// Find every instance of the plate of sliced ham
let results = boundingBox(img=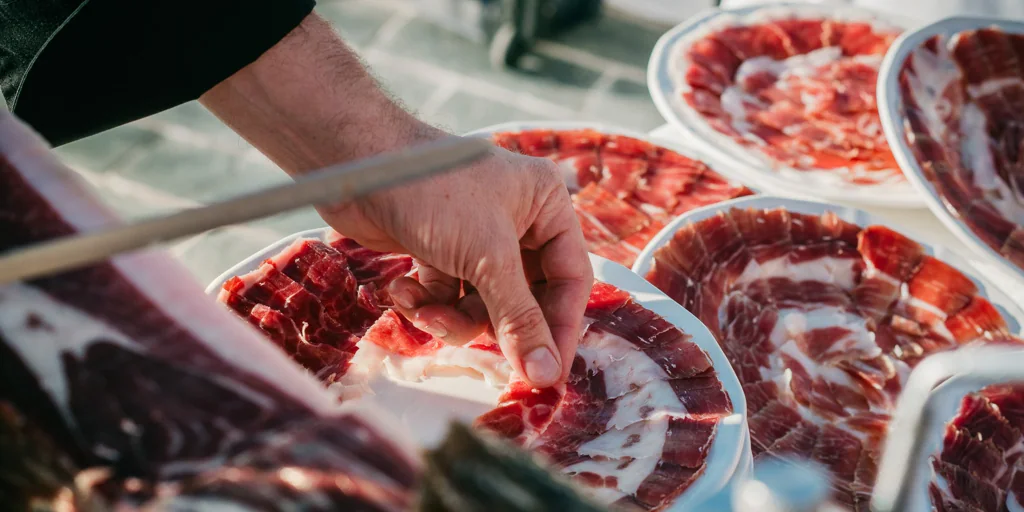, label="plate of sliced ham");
[467,121,754,270]
[206,230,751,511]
[648,3,921,208]
[633,194,1024,510]
[878,17,1024,290]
